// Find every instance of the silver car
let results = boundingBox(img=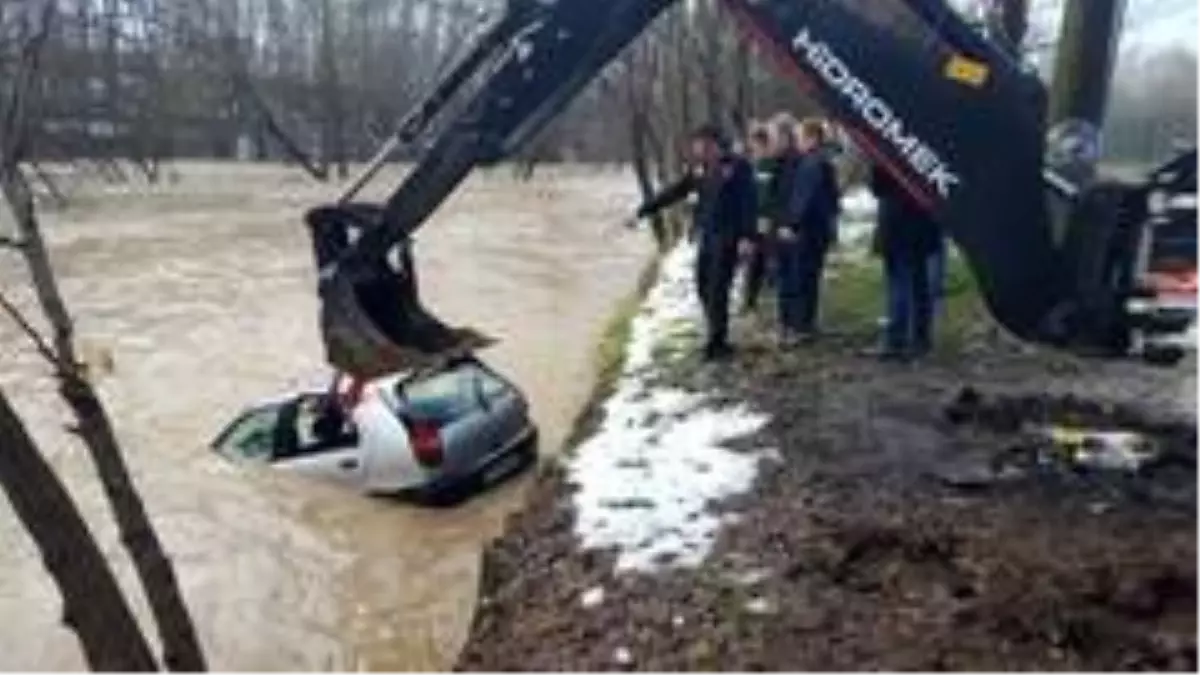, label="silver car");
[211,356,538,505]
